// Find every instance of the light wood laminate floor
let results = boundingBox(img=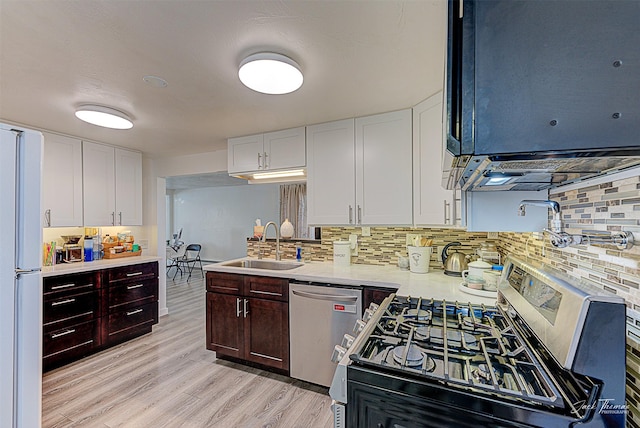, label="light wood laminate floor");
[42,271,334,428]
